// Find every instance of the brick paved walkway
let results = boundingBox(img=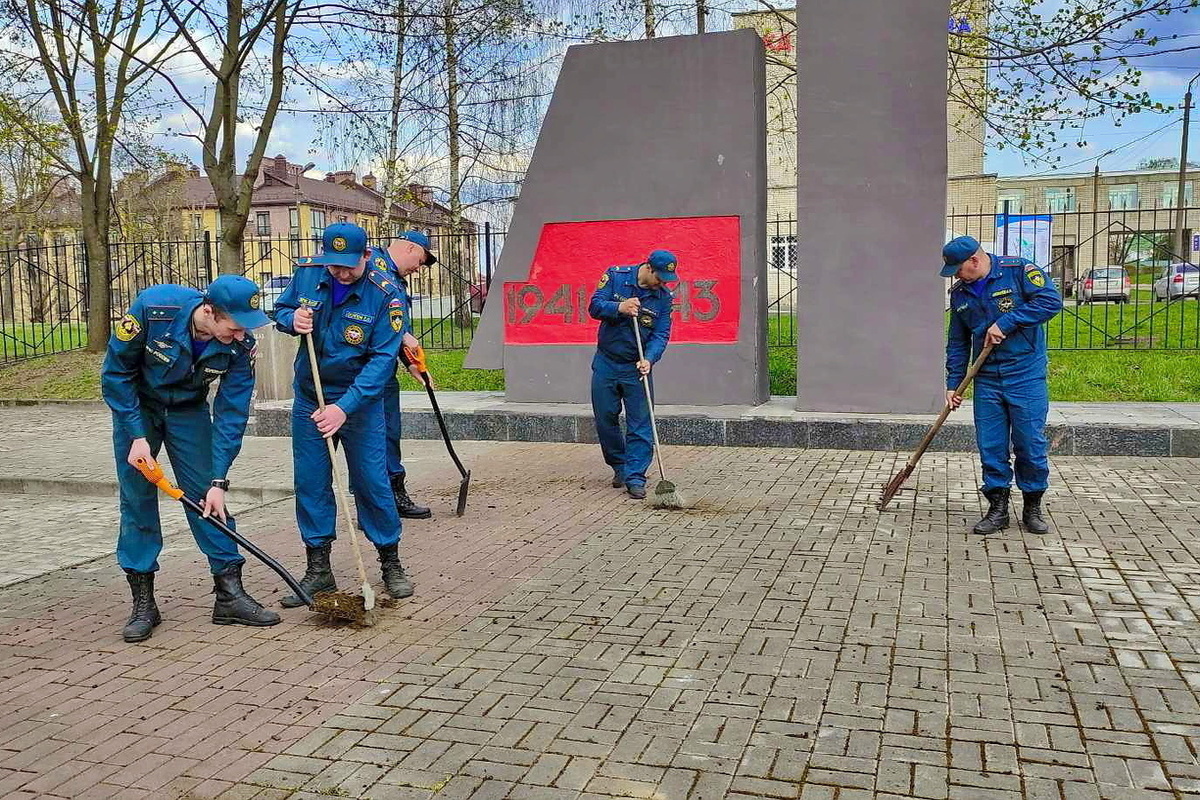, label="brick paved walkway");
[2,439,1200,799]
